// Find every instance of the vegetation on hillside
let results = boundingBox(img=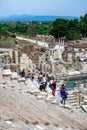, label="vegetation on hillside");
[0,13,87,40]
[0,22,52,38]
[50,14,87,40]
